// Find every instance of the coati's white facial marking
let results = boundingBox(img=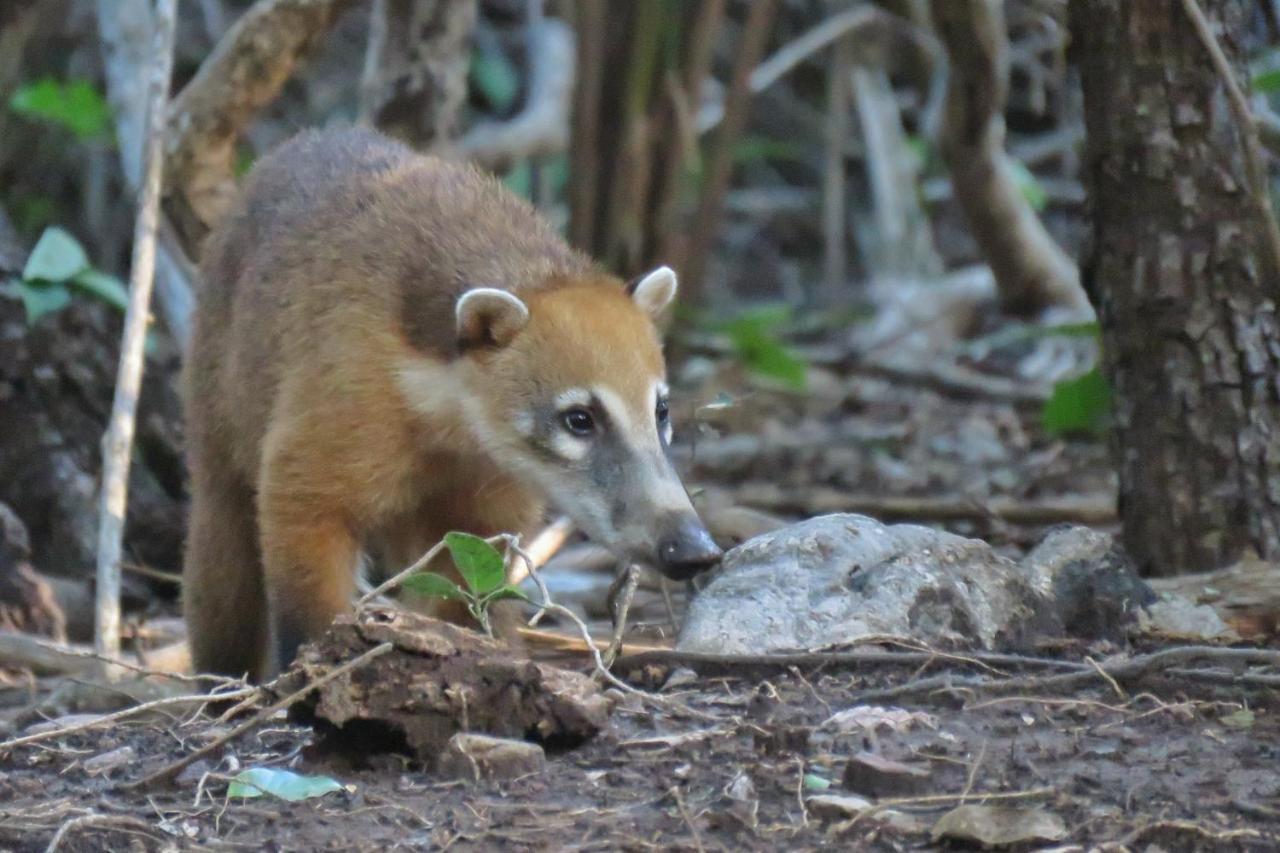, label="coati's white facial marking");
[513,410,535,437]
